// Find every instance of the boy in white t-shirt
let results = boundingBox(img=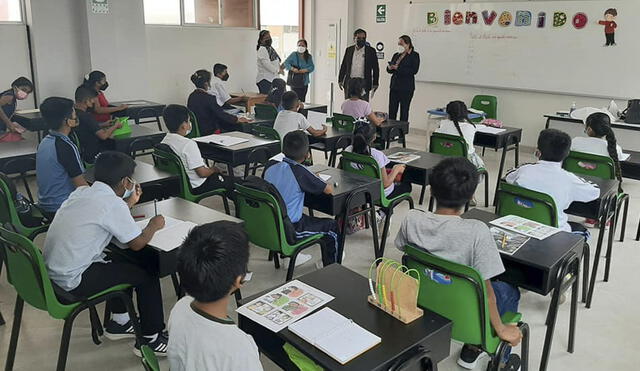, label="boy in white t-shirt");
[168,221,263,371]
[273,91,326,140]
[160,104,235,196]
